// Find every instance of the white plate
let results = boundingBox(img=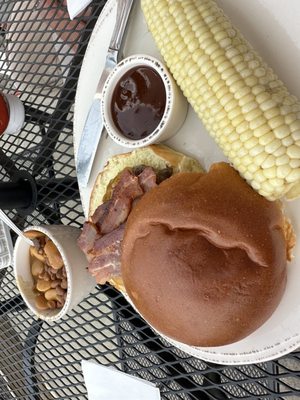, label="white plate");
[74,0,300,365]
